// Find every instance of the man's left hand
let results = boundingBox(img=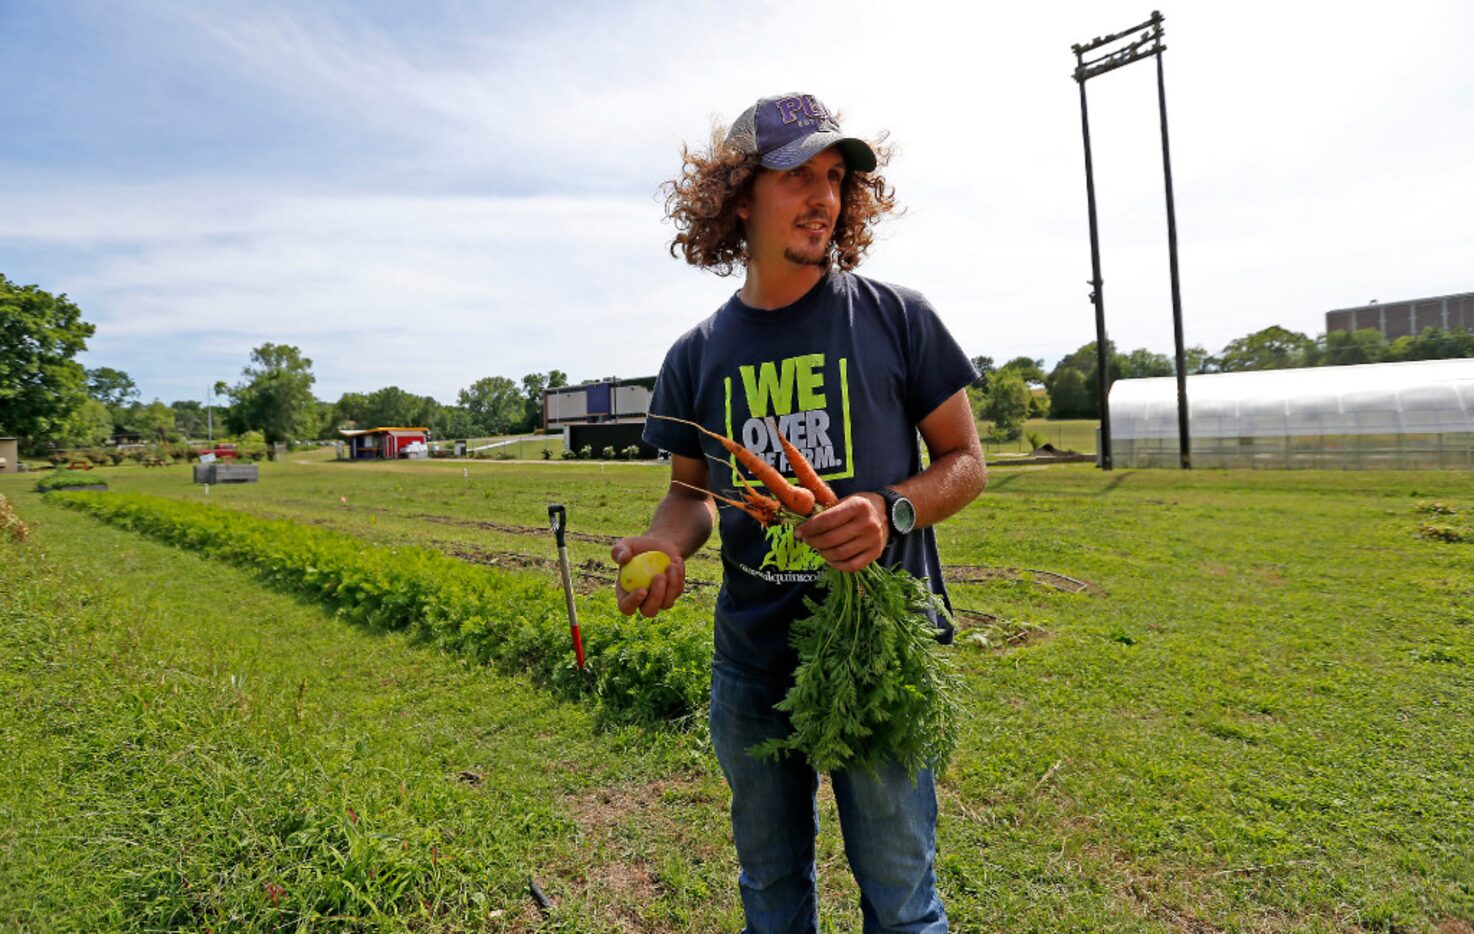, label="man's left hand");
[794,493,888,572]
